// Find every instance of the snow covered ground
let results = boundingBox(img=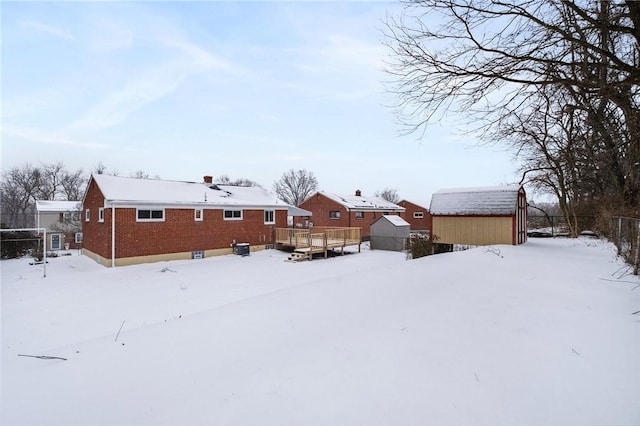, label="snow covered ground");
[2,238,640,425]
